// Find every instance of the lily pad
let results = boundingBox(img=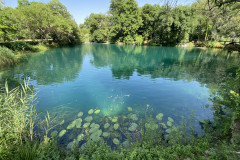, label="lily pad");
[122,140,129,148]
[67,141,74,150]
[128,123,138,131]
[90,123,96,128]
[102,132,110,137]
[112,117,118,123]
[94,109,101,114]
[58,130,66,137]
[88,109,94,114]
[83,122,90,128]
[77,112,83,117]
[129,114,138,121]
[127,107,132,111]
[85,116,93,122]
[156,113,164,121]
[114,123,119,130]
[167,121,172,127]
[168,117,174,122]
[90,129,102,142]
[113,138,120,145]
[104,123,110,129]
[89,127,98,133]
[75,118,82,128]
[67,122,75,129]
[50,130,58,137]
[77,134,84,142]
